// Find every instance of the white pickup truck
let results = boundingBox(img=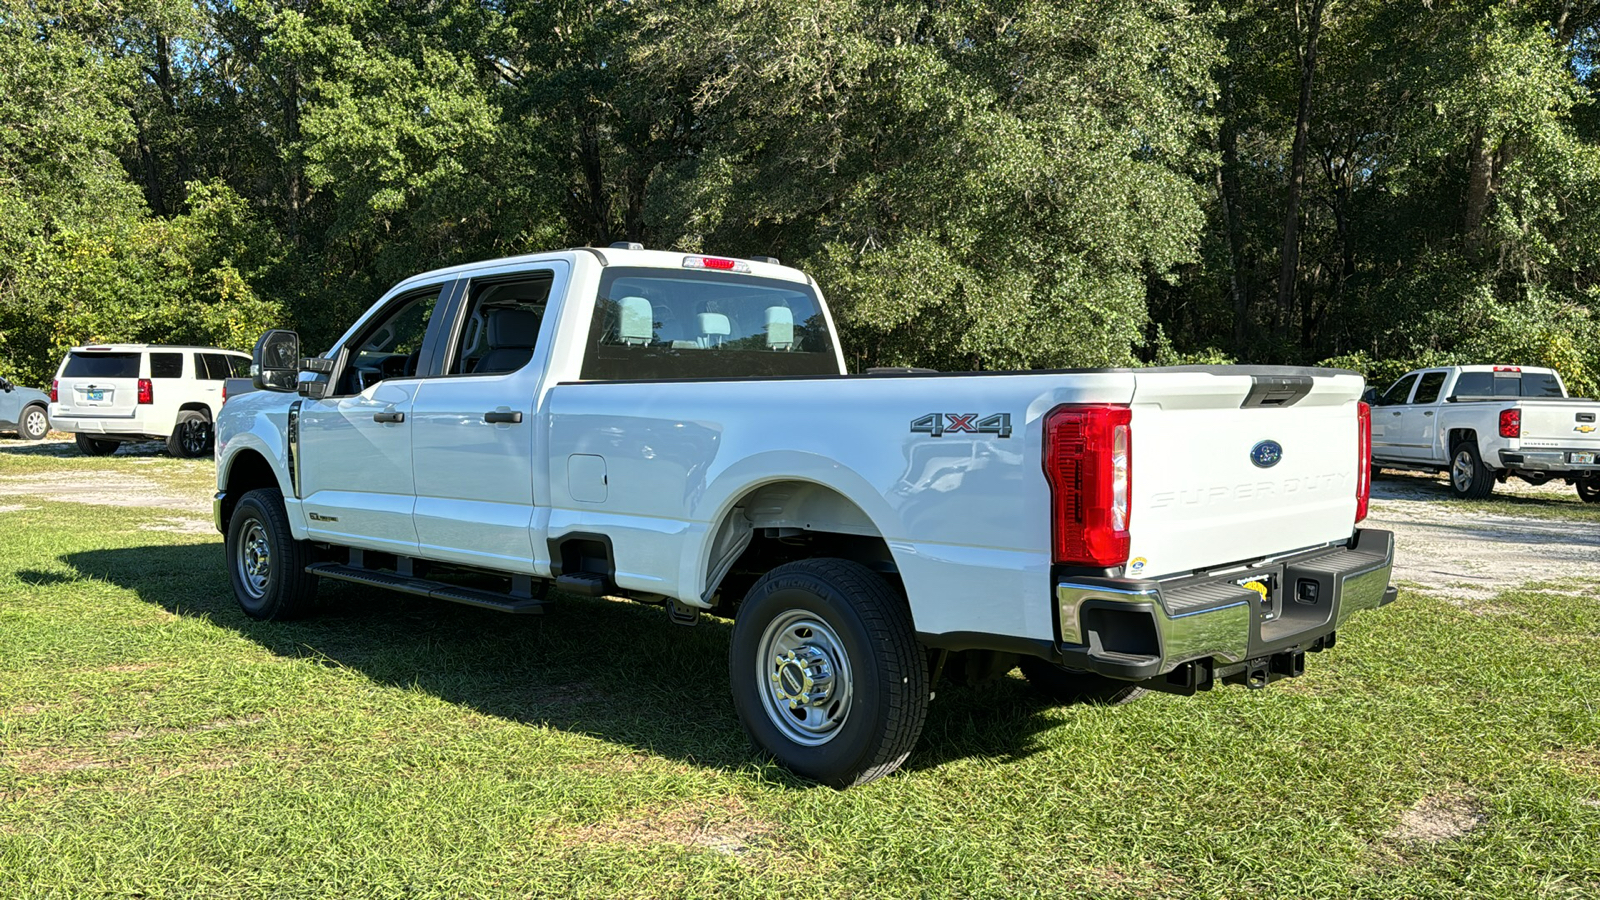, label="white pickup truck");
[215,246,1397,786]
[1368,365,1600,501]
